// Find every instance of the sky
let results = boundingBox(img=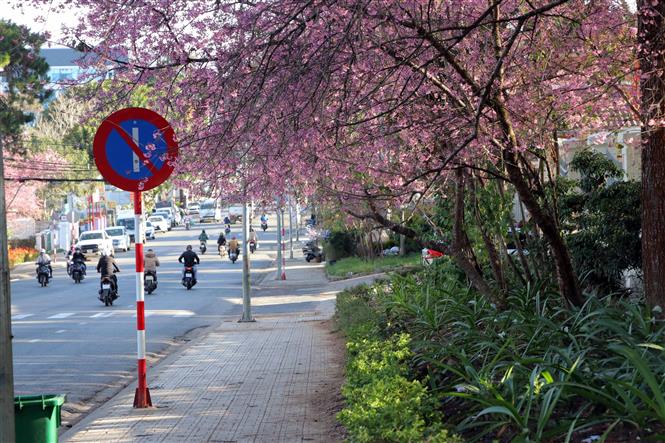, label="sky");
[1,0,639,47]
[1,0,80,46]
